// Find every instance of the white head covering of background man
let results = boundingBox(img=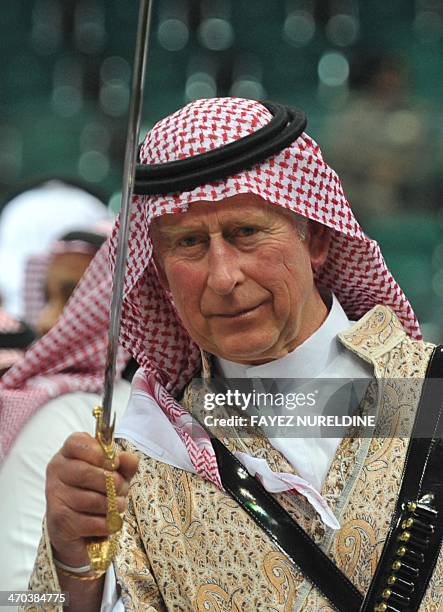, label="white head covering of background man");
[0,178,110,318]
